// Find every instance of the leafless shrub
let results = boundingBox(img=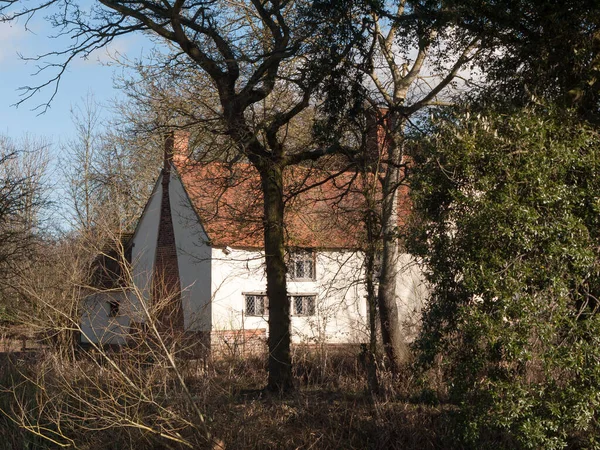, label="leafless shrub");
[0,224,436,450]
[0,228,226,449]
